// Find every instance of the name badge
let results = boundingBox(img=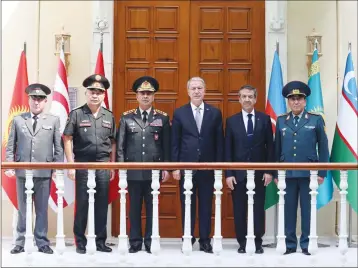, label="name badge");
[150,119,163,127]
[102,123,112,129]
[304,126,315,129]
[79,123,91,127]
